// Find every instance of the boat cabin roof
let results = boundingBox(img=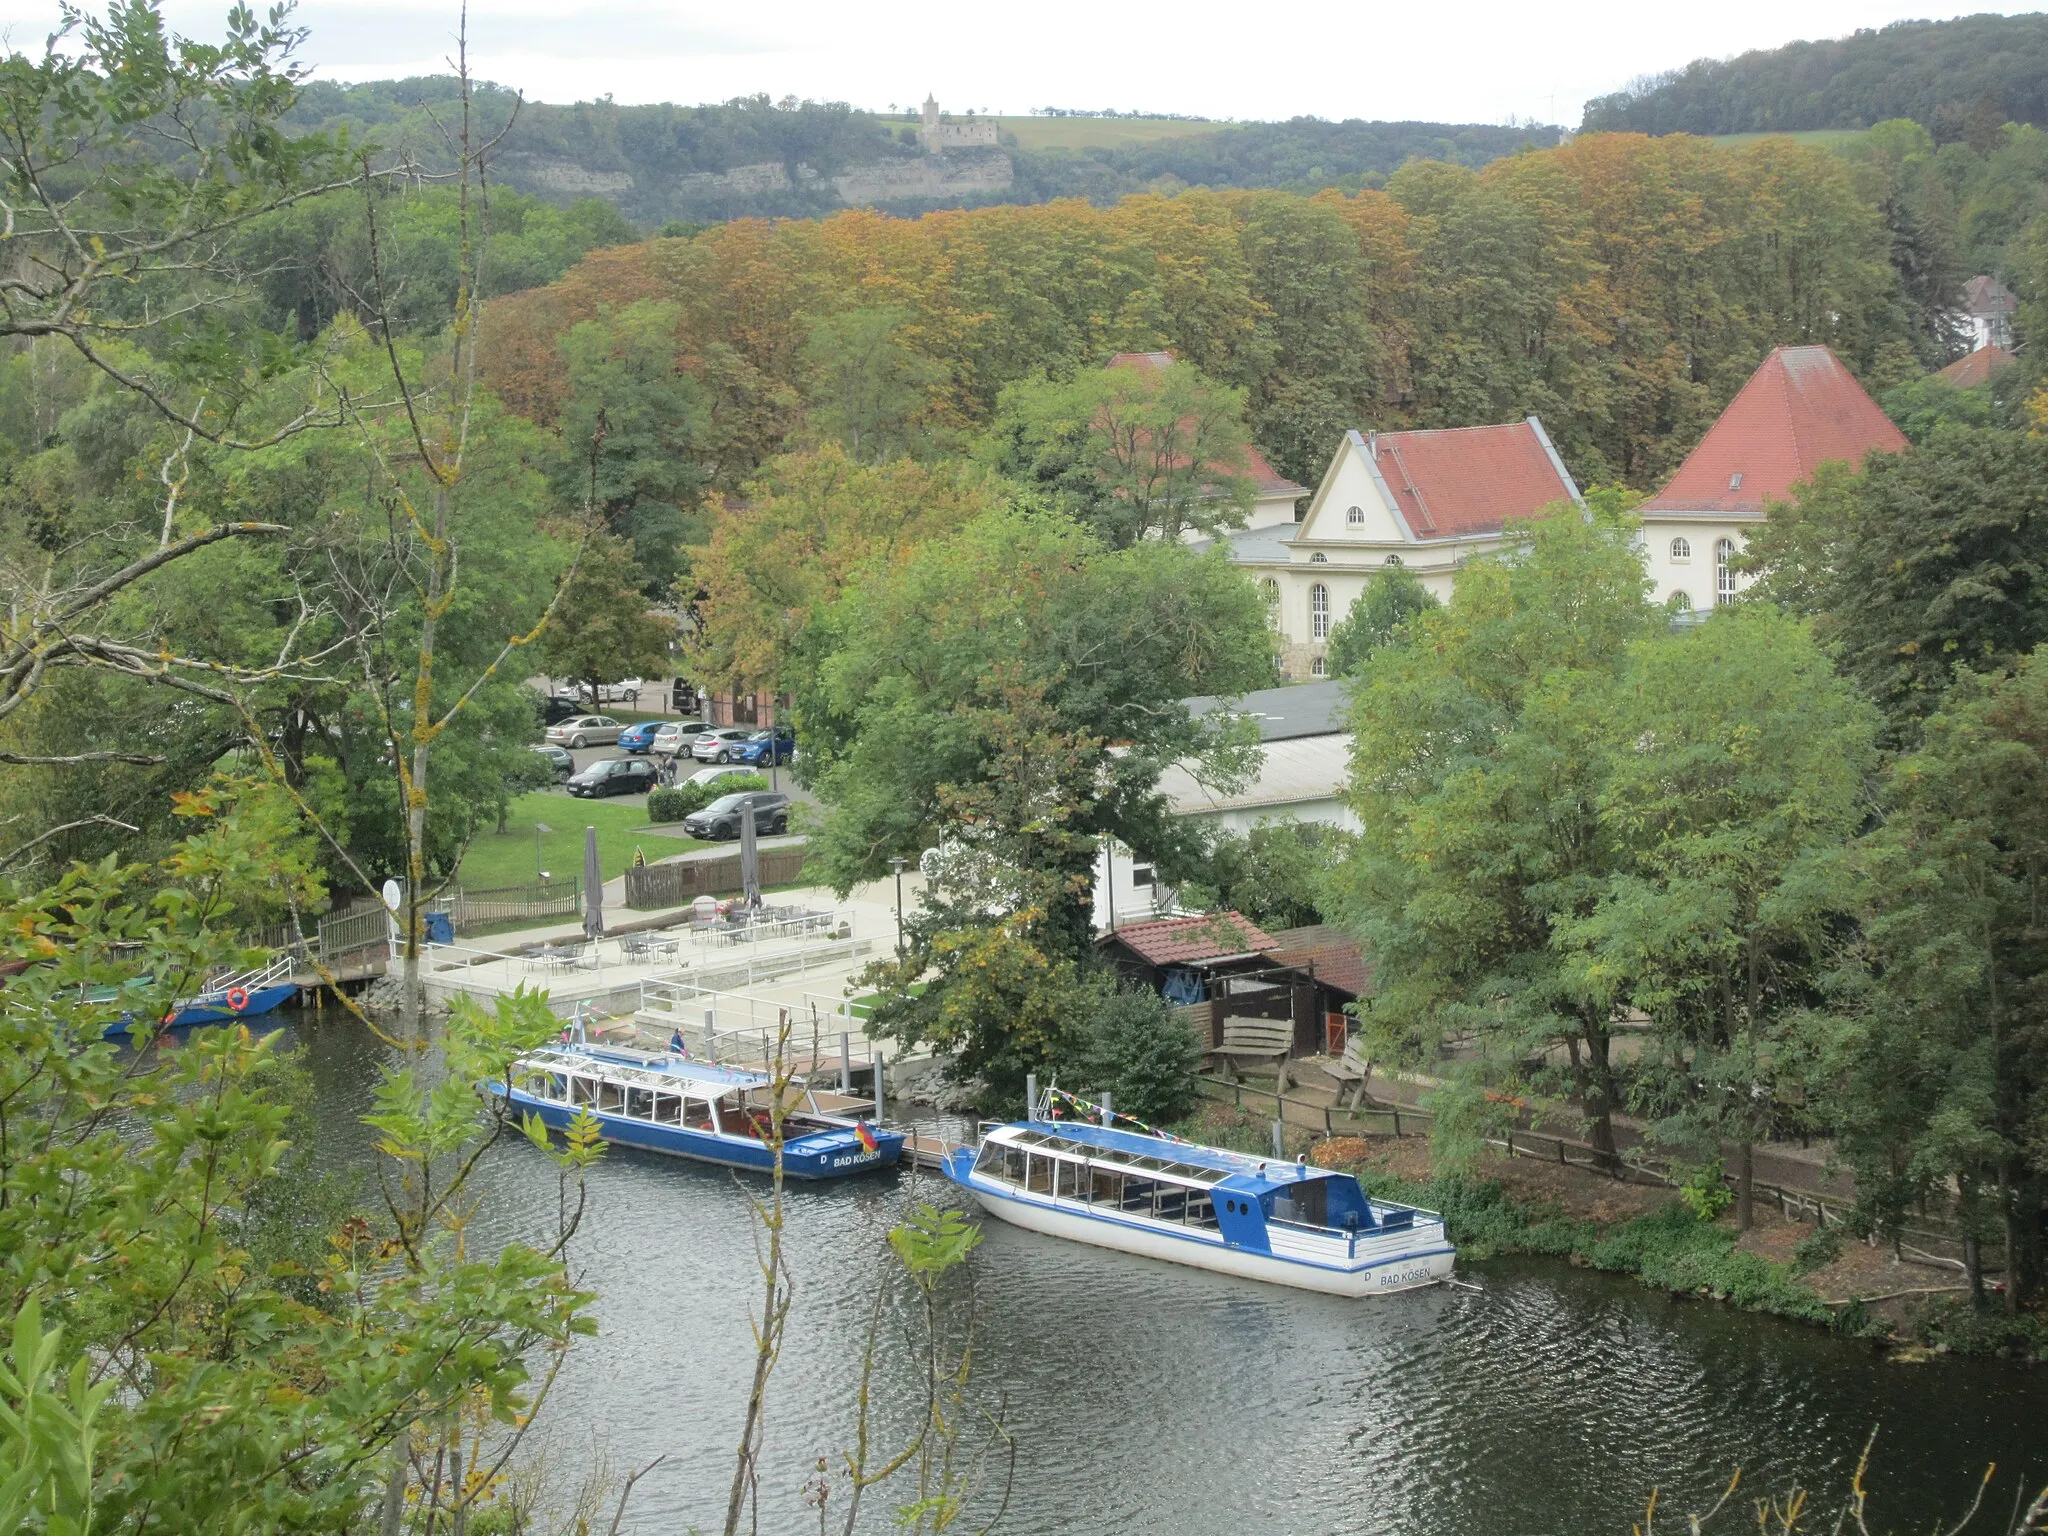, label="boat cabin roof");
[516,1045,767,1102]
[987,1119,1346,1198]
